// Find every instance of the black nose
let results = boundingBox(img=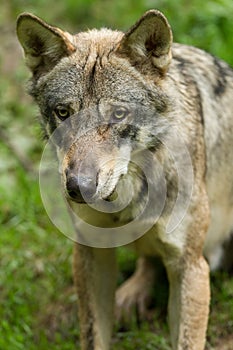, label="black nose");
[66,173,96,203]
